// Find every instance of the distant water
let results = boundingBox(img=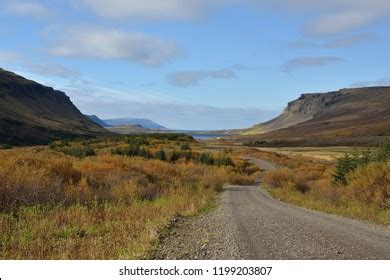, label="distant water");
[191,134,224,139]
